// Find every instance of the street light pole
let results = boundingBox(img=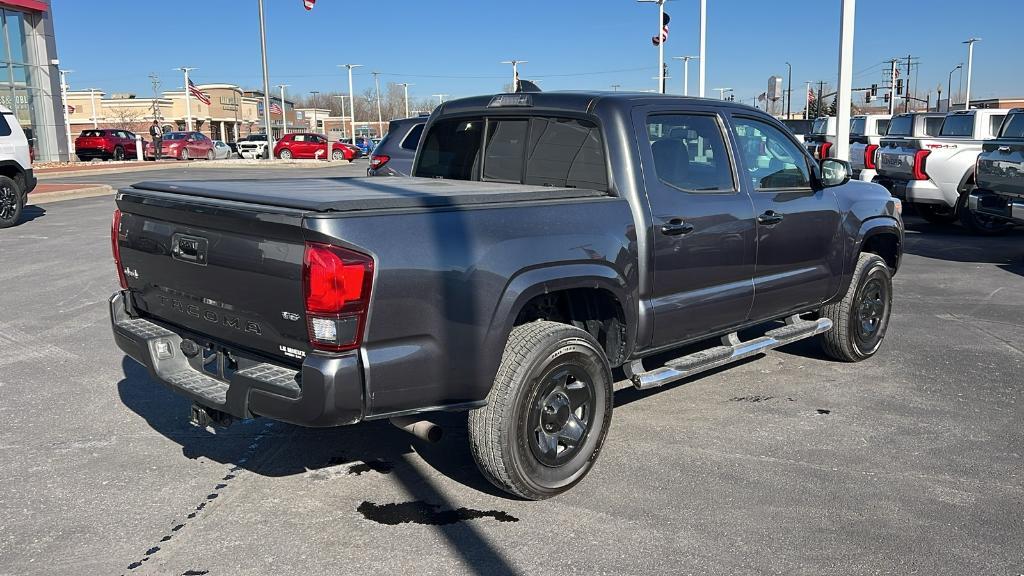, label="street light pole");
[399,83,413,118]
[309,90,320,133]
[672,56,697,96]
[257,0,274,151]
[432,94,447,107]
[88,87,98,128]
[58,69,73,157]
[372,71,383,137]
[963,38,980,110]
[339,64,363,144]
[500,60,527,92]
[785,61,792,119]
[698,0,706,97]
[713,87,732,100]
[947,64,962,112]
[276,84,289,136]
